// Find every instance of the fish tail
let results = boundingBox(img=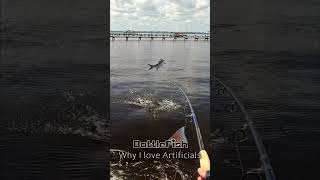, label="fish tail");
[148,64,154,70]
